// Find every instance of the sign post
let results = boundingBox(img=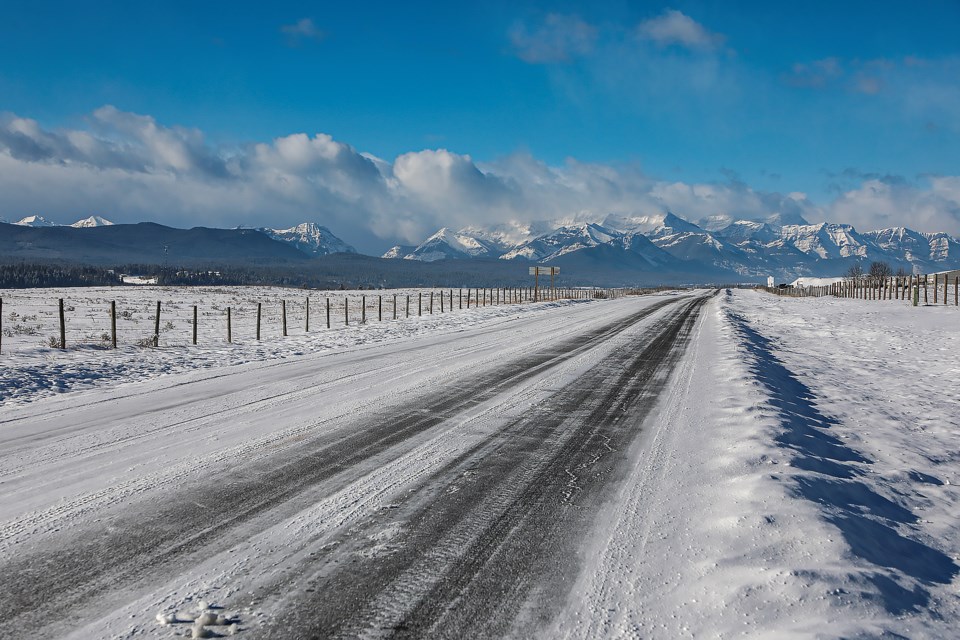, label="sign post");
[529,266,560,302]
